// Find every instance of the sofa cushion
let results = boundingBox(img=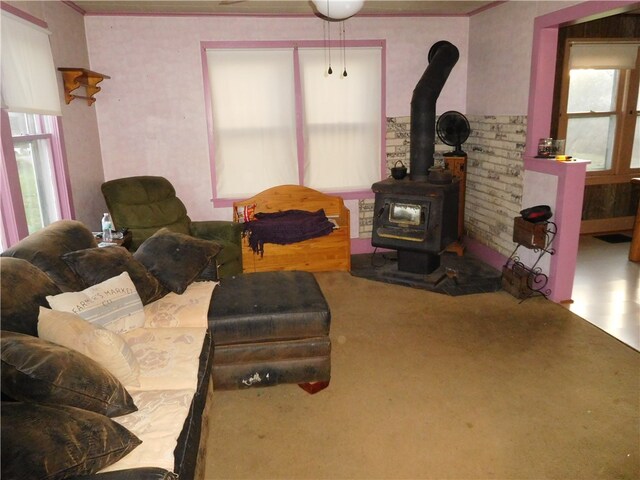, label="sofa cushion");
[144,281,216,329]
[1,402,141,480]
[98,389,197,474]
[47,271,145,334]
[1,331,137,417]
[122,327,207,391]
[134,228,221,294]
[0,257,61,336]
[0,219,98,291]
[38,307,140,387]
[61,246,167,305]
